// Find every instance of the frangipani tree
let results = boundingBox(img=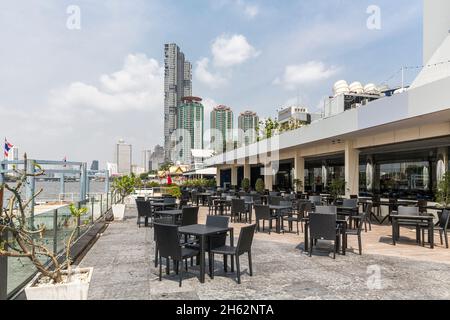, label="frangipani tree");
[0,154,88,284]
